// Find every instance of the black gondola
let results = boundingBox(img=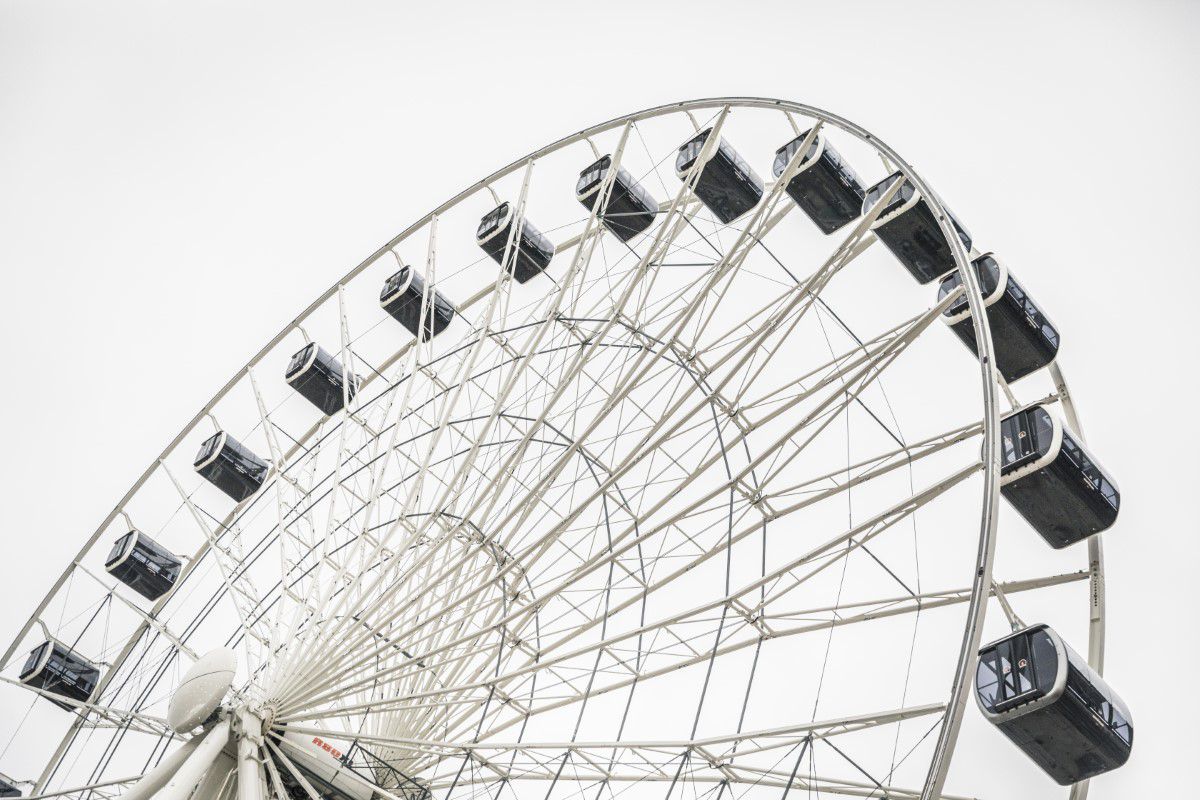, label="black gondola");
[104,530,181,602]
[999,404,1119,548]
[0,778,19,798]
[772,130,865,234]
[380,266,456,340]
[18,641,100,711]
[476,202,556,283]
[863,171,972,283]
[576,155,659,242]
[976,624,1132,784]
[675,128,764,224]
[286,343,361,416]
[193,431,269,503]
[938,253,1060,383]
